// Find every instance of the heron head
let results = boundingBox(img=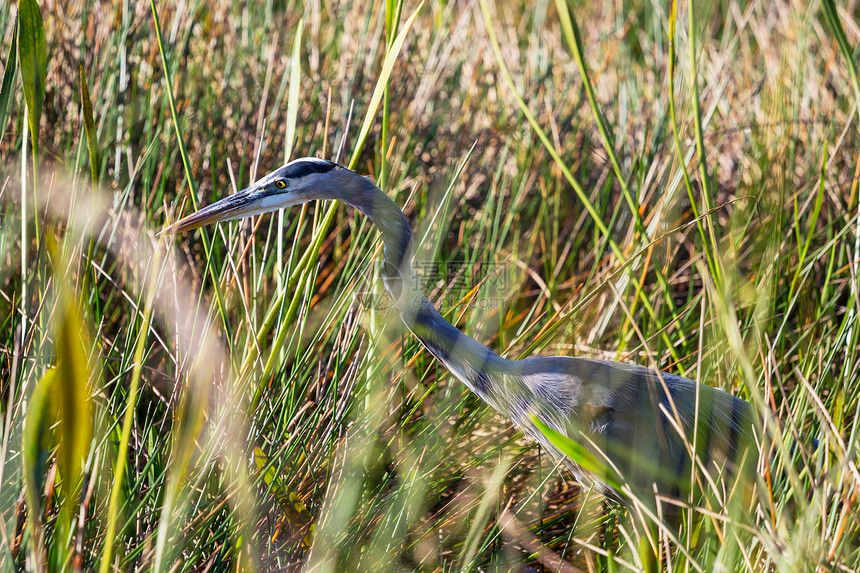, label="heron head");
[160,157,341,234]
